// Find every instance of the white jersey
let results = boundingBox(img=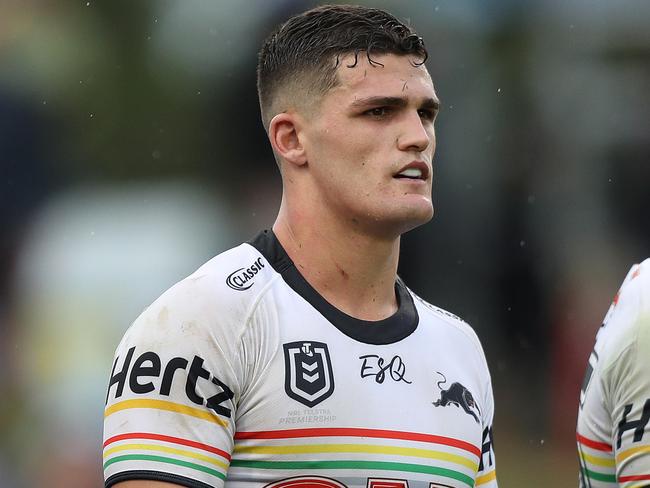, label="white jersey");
[103,230,497,488]
[577,258,650,487]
